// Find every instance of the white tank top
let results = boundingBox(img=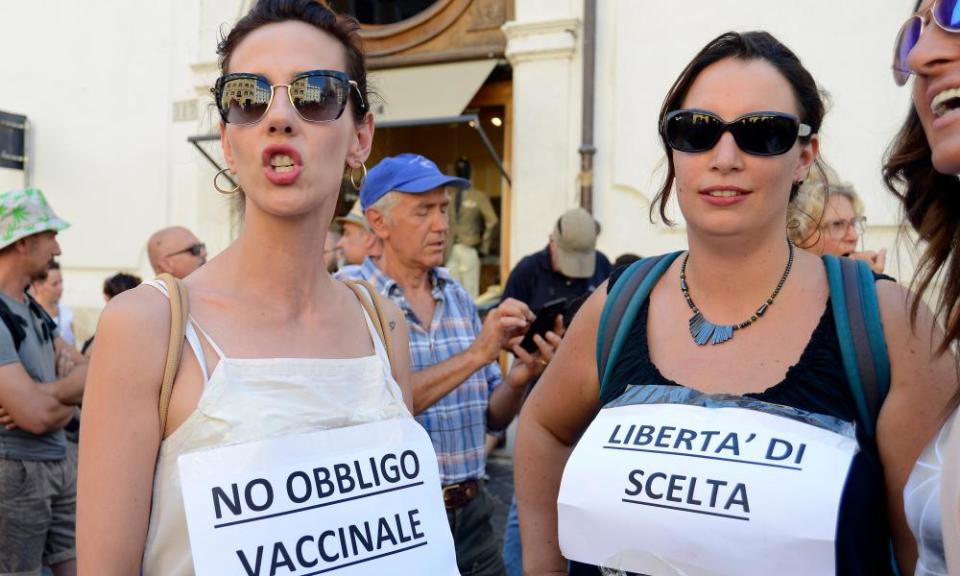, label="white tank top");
[140,281,411,575]
[904,407,957,576]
